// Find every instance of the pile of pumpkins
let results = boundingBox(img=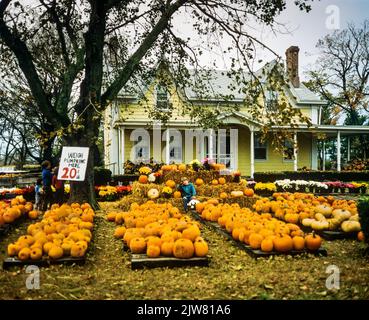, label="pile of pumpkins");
[7,203,94,261]
[195,201,322,253]
[253,193,361,233]
[0,196,38,227]
[107,201,209,259]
